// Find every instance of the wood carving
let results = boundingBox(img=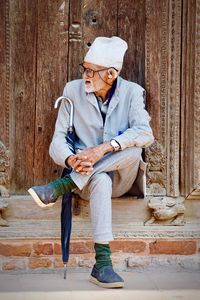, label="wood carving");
[144,197,185,226]
[0,141,10,197]
[145,140,166,195]
[0,199,9,227]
